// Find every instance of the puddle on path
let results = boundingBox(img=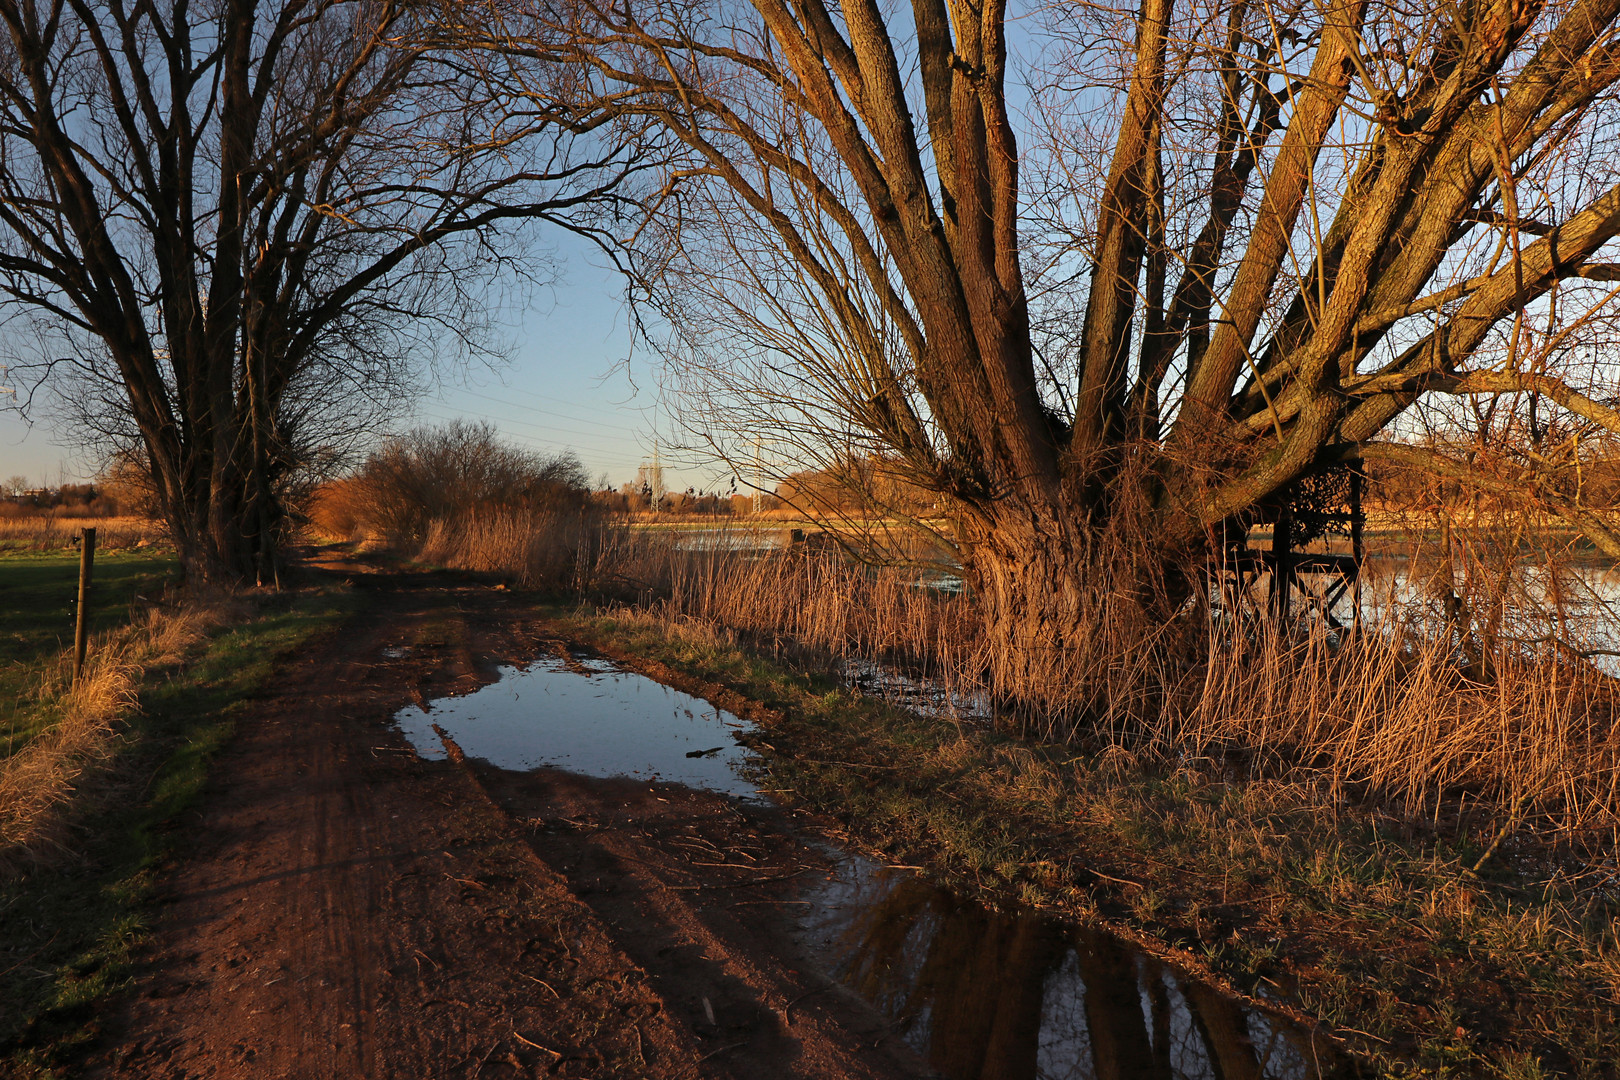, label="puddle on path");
[398,652,1354,1078]
[798,855,1351,1080]
[393,652,759,796]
